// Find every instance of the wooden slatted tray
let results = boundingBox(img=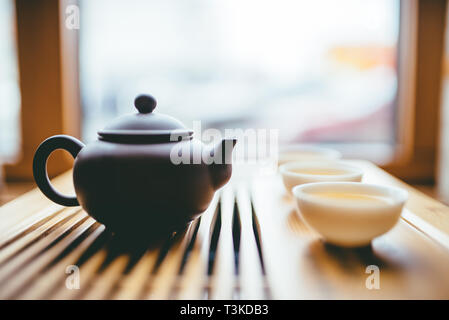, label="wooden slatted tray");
[1,160,449,299]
